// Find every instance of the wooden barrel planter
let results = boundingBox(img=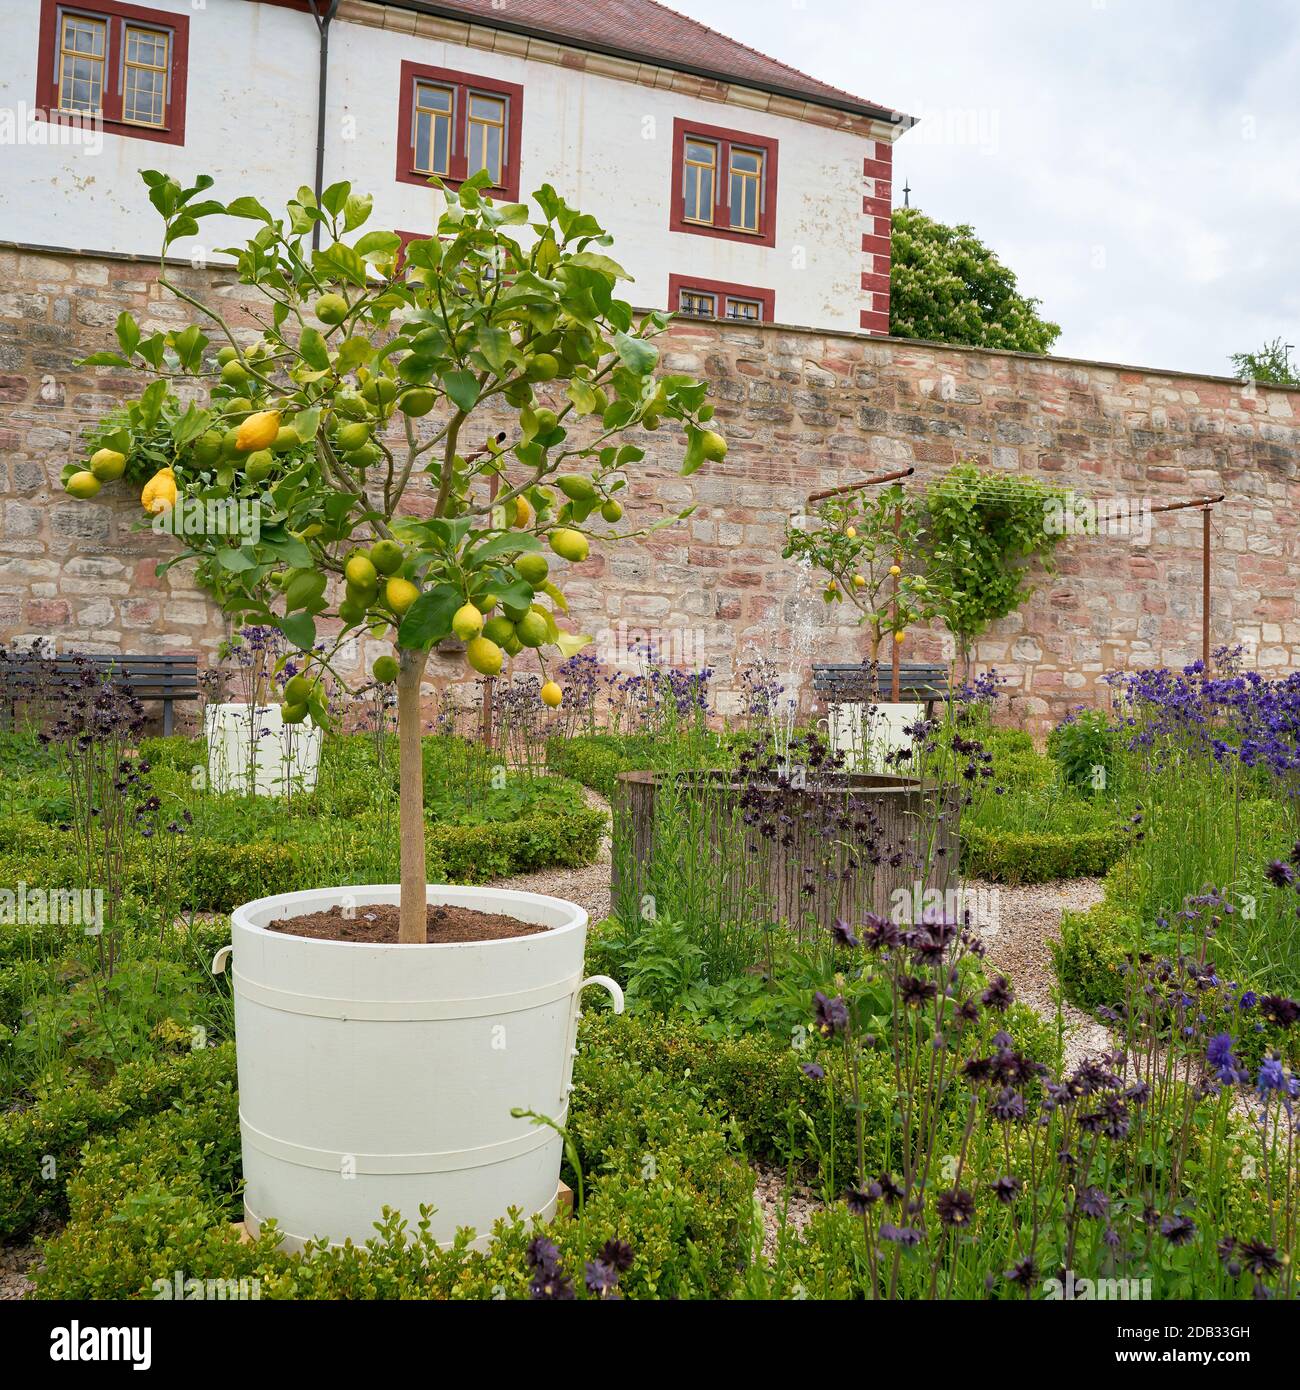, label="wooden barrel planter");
[612,768,960,939]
